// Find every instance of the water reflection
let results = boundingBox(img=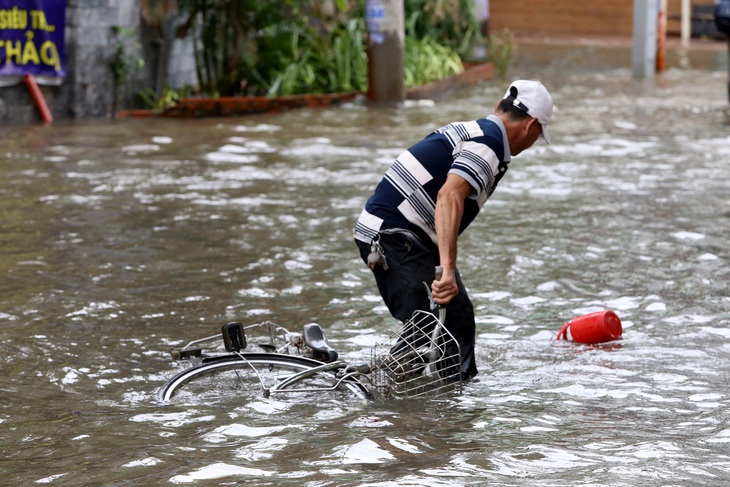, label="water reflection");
[2,43,730,485]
